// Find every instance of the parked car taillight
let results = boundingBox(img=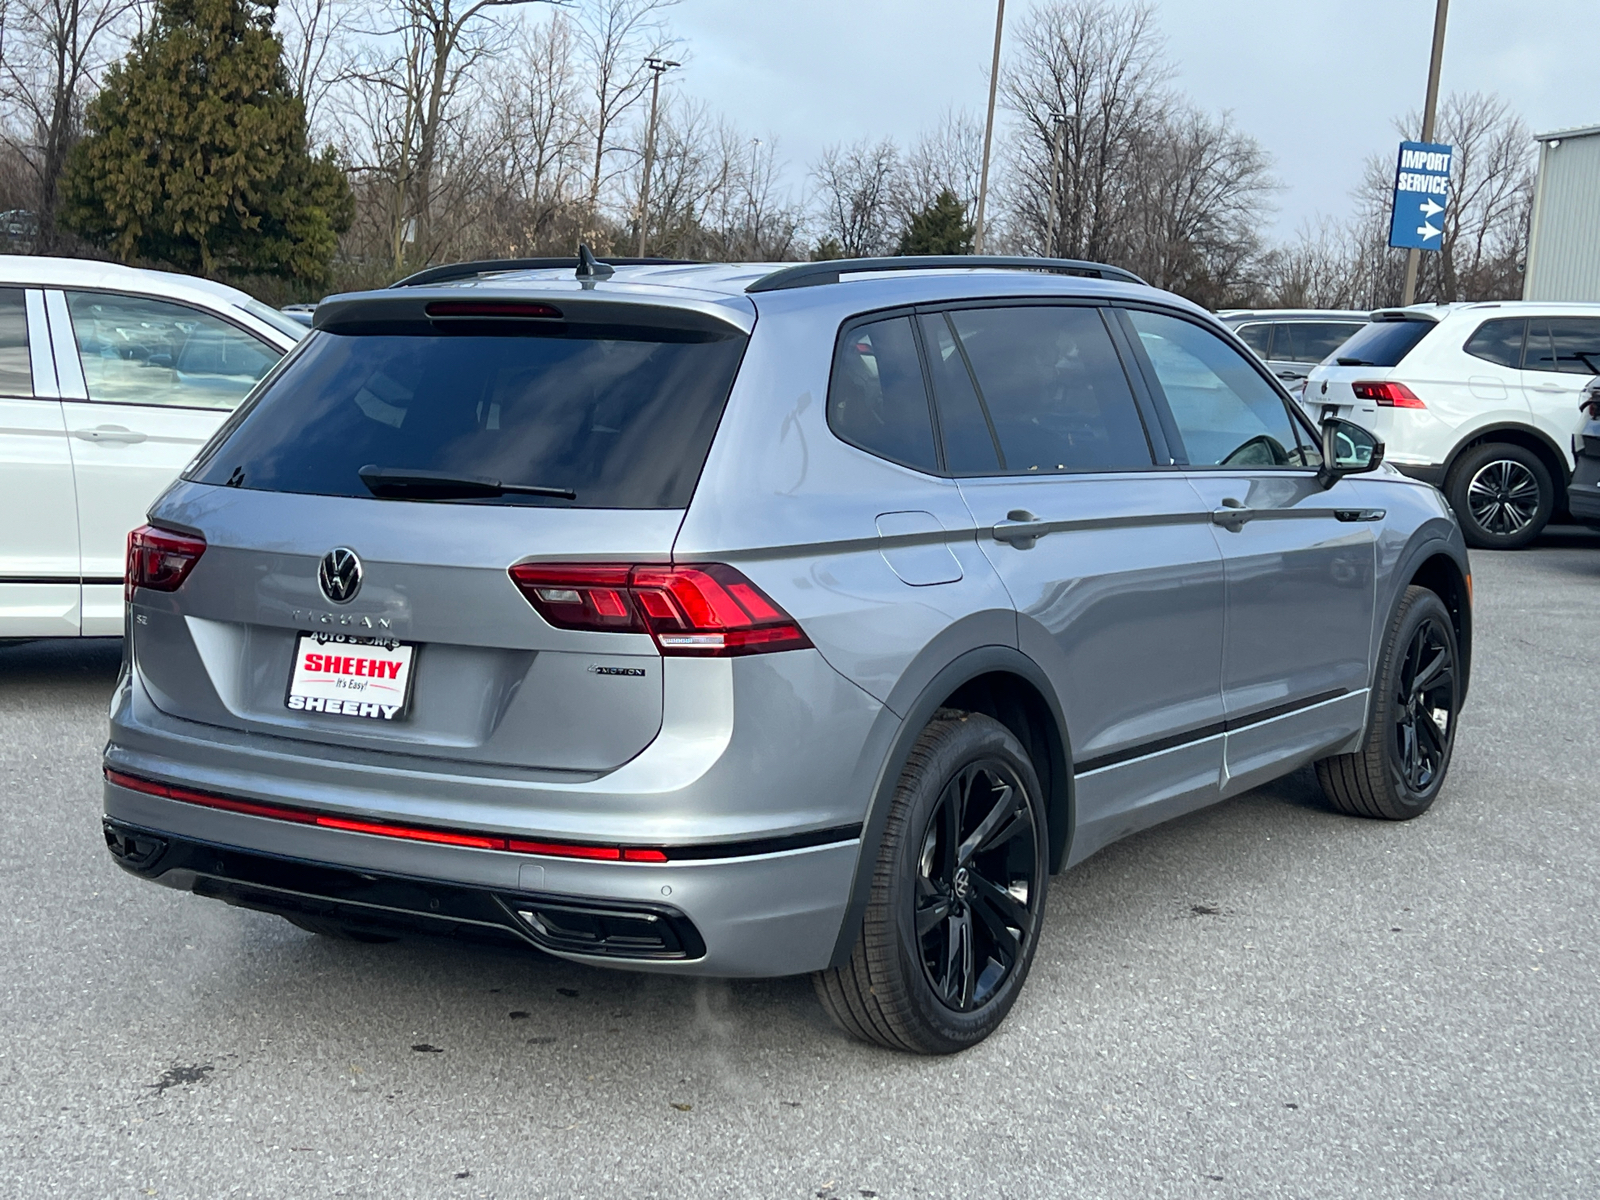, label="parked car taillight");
[126,525,207,600]
[508,562,812,656]
[1352,381,1426,408]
